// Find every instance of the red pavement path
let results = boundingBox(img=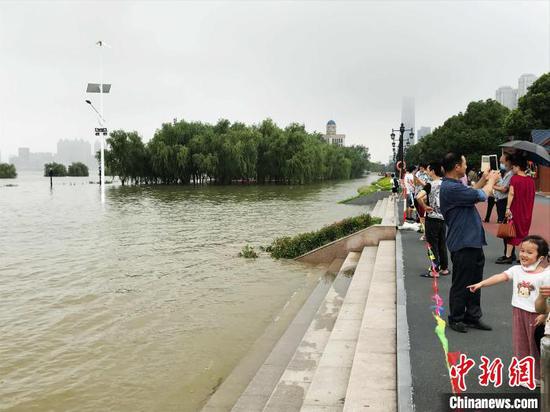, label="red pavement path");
[476,196,550,239]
